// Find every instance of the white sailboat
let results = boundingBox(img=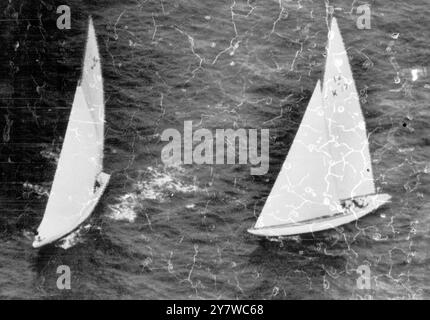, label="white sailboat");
[248,18,391,237]
[33,17,110,248]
